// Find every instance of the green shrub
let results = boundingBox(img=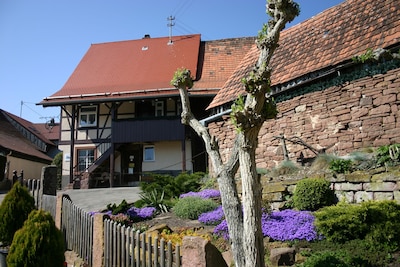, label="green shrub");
[7,210,65,267]
[298,239,395,267]
[329,158,353,173]
[376,144,400,167]
[140,172,203,199]
[139,189,169,213]
[314,202,368,243]
[292,177,335,211]
[0,182,36,244]
[302,249,370,267]
[106,199,131,215]
[315,200,400,249]
[173,197,219,220]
